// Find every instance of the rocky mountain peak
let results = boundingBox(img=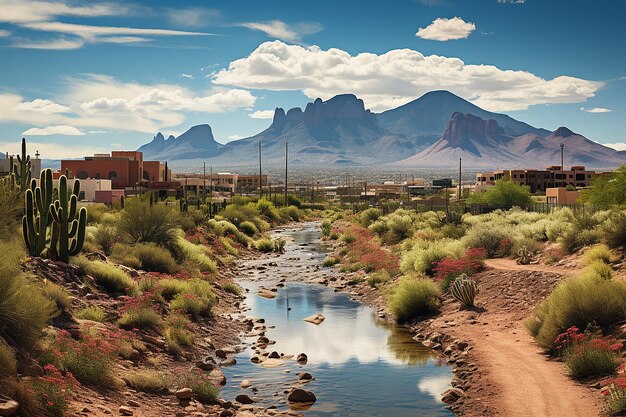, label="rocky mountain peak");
[552,126,576,138]
[442,112,505,147]
[302,94,377,128]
